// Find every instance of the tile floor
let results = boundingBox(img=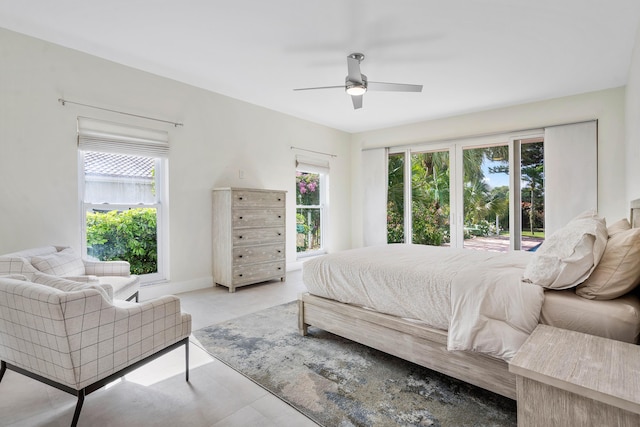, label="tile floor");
[0,270,318,427]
